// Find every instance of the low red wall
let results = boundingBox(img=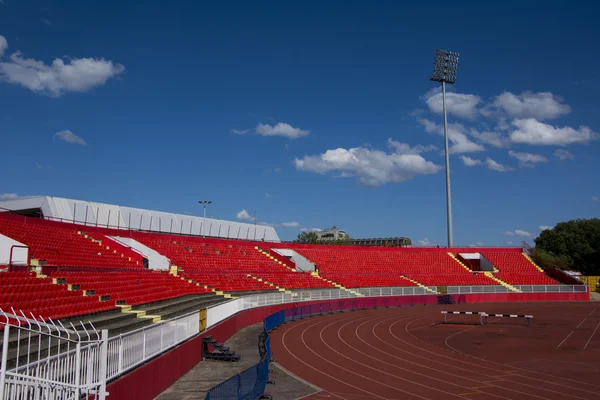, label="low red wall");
[459,291,589,303]
[105,291,586,400]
